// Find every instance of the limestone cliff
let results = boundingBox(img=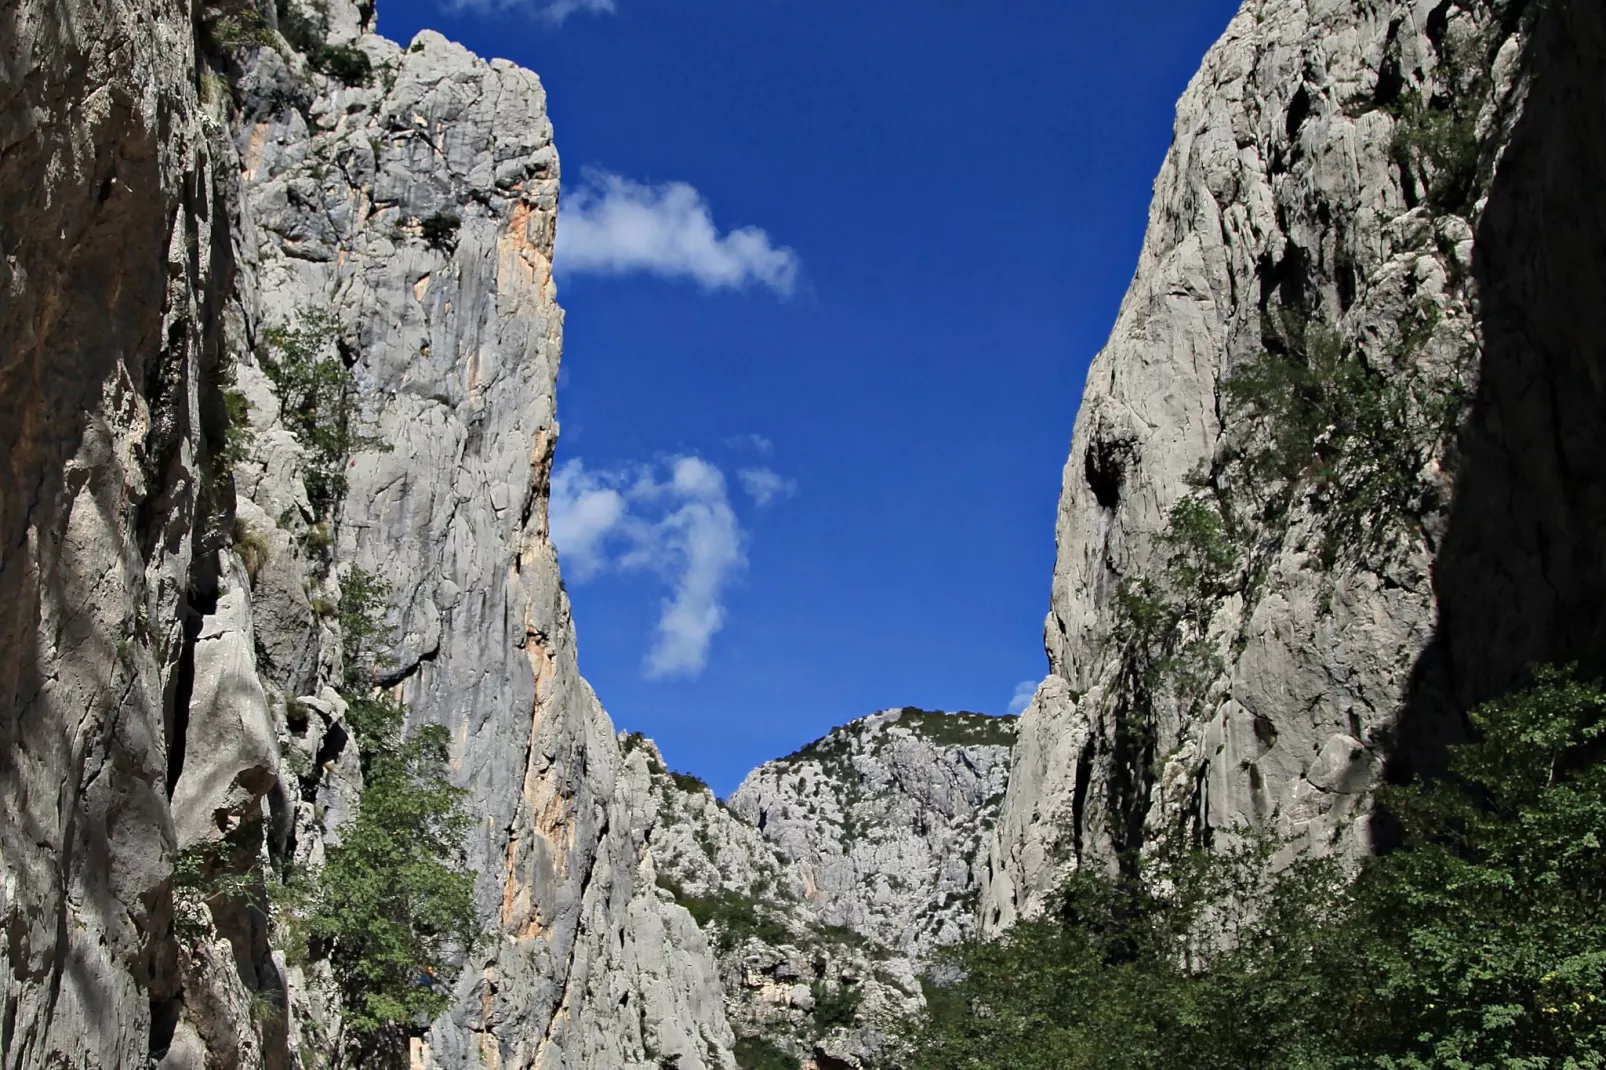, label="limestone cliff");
[640,710,1014,1069]
[983,0,1606,929]
[1,1,734,1066]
